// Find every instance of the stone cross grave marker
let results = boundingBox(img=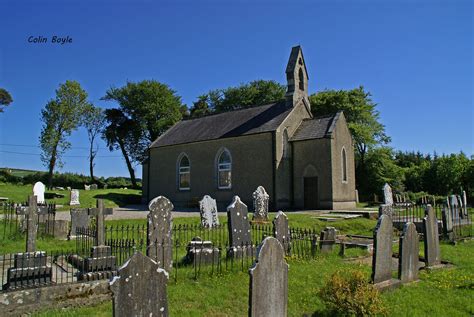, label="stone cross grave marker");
[70,189,80,205]
[70,209,90,237]
[398,222,419,283]
[382,183,393,206]
[249,237,288,317]
[423,205,441,267]
[33,181,46,204]
[273,211,290,254]
[320,227,337,253]
[16,195,50,252]
[110,252,169,317]
[88,199,114,246]
[252,186,269,222]
[372,214,395,285]
[227,196,252,248]
[199,195,219,228]
[147,196,173,271]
